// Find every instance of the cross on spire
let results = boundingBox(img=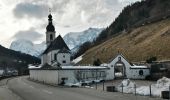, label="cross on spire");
[49,8,51,14]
